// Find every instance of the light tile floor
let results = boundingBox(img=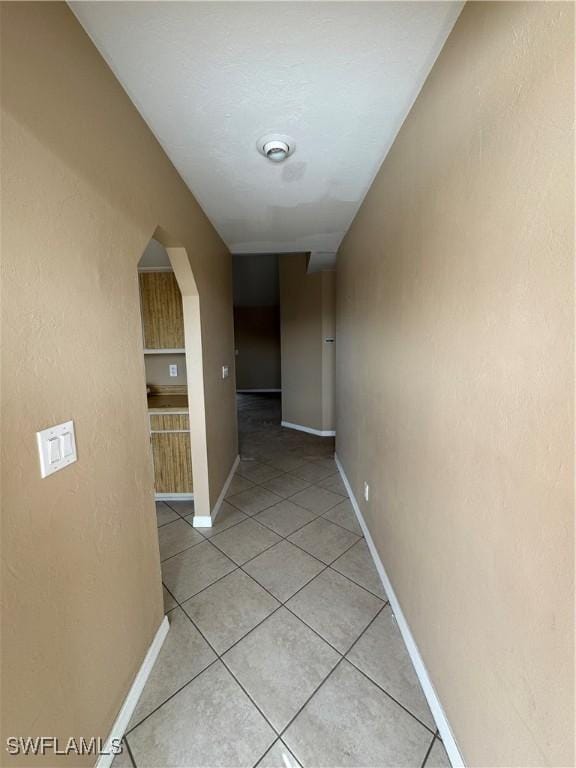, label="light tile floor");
[119,394,451,768]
